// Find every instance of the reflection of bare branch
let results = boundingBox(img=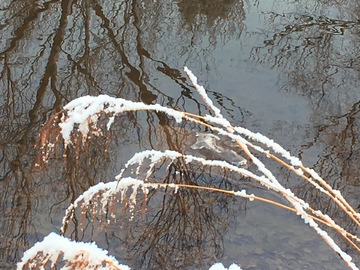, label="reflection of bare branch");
[248,8,360,242]
[177,0,246,44]
[0,0,253,268]
[93,3,157,104]
[29,0,74,122]
[0,0,59,56]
